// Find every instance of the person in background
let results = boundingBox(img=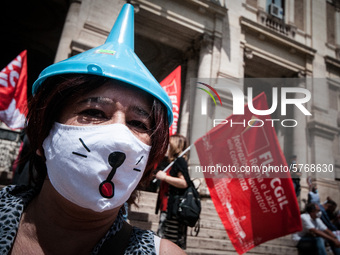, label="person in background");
[289,155,301,197]
[293,203,340,255]
[0,4,186,255]
[320,198,338,232]
[155,134,190,249]
[333,210,340,230]
[308,182,320,205]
